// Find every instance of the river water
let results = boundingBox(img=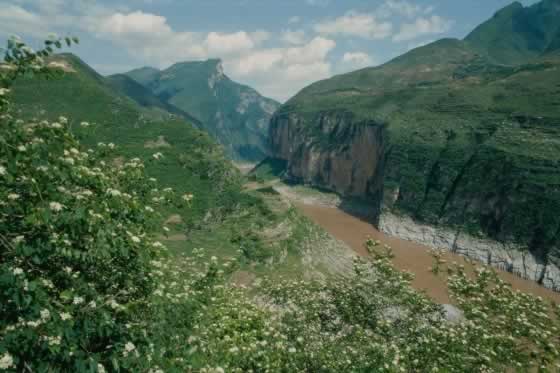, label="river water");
[295,202,560,304]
